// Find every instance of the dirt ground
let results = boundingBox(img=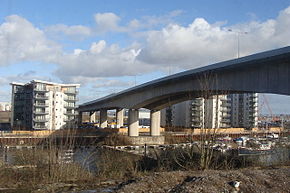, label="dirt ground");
[115,167,290,193]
